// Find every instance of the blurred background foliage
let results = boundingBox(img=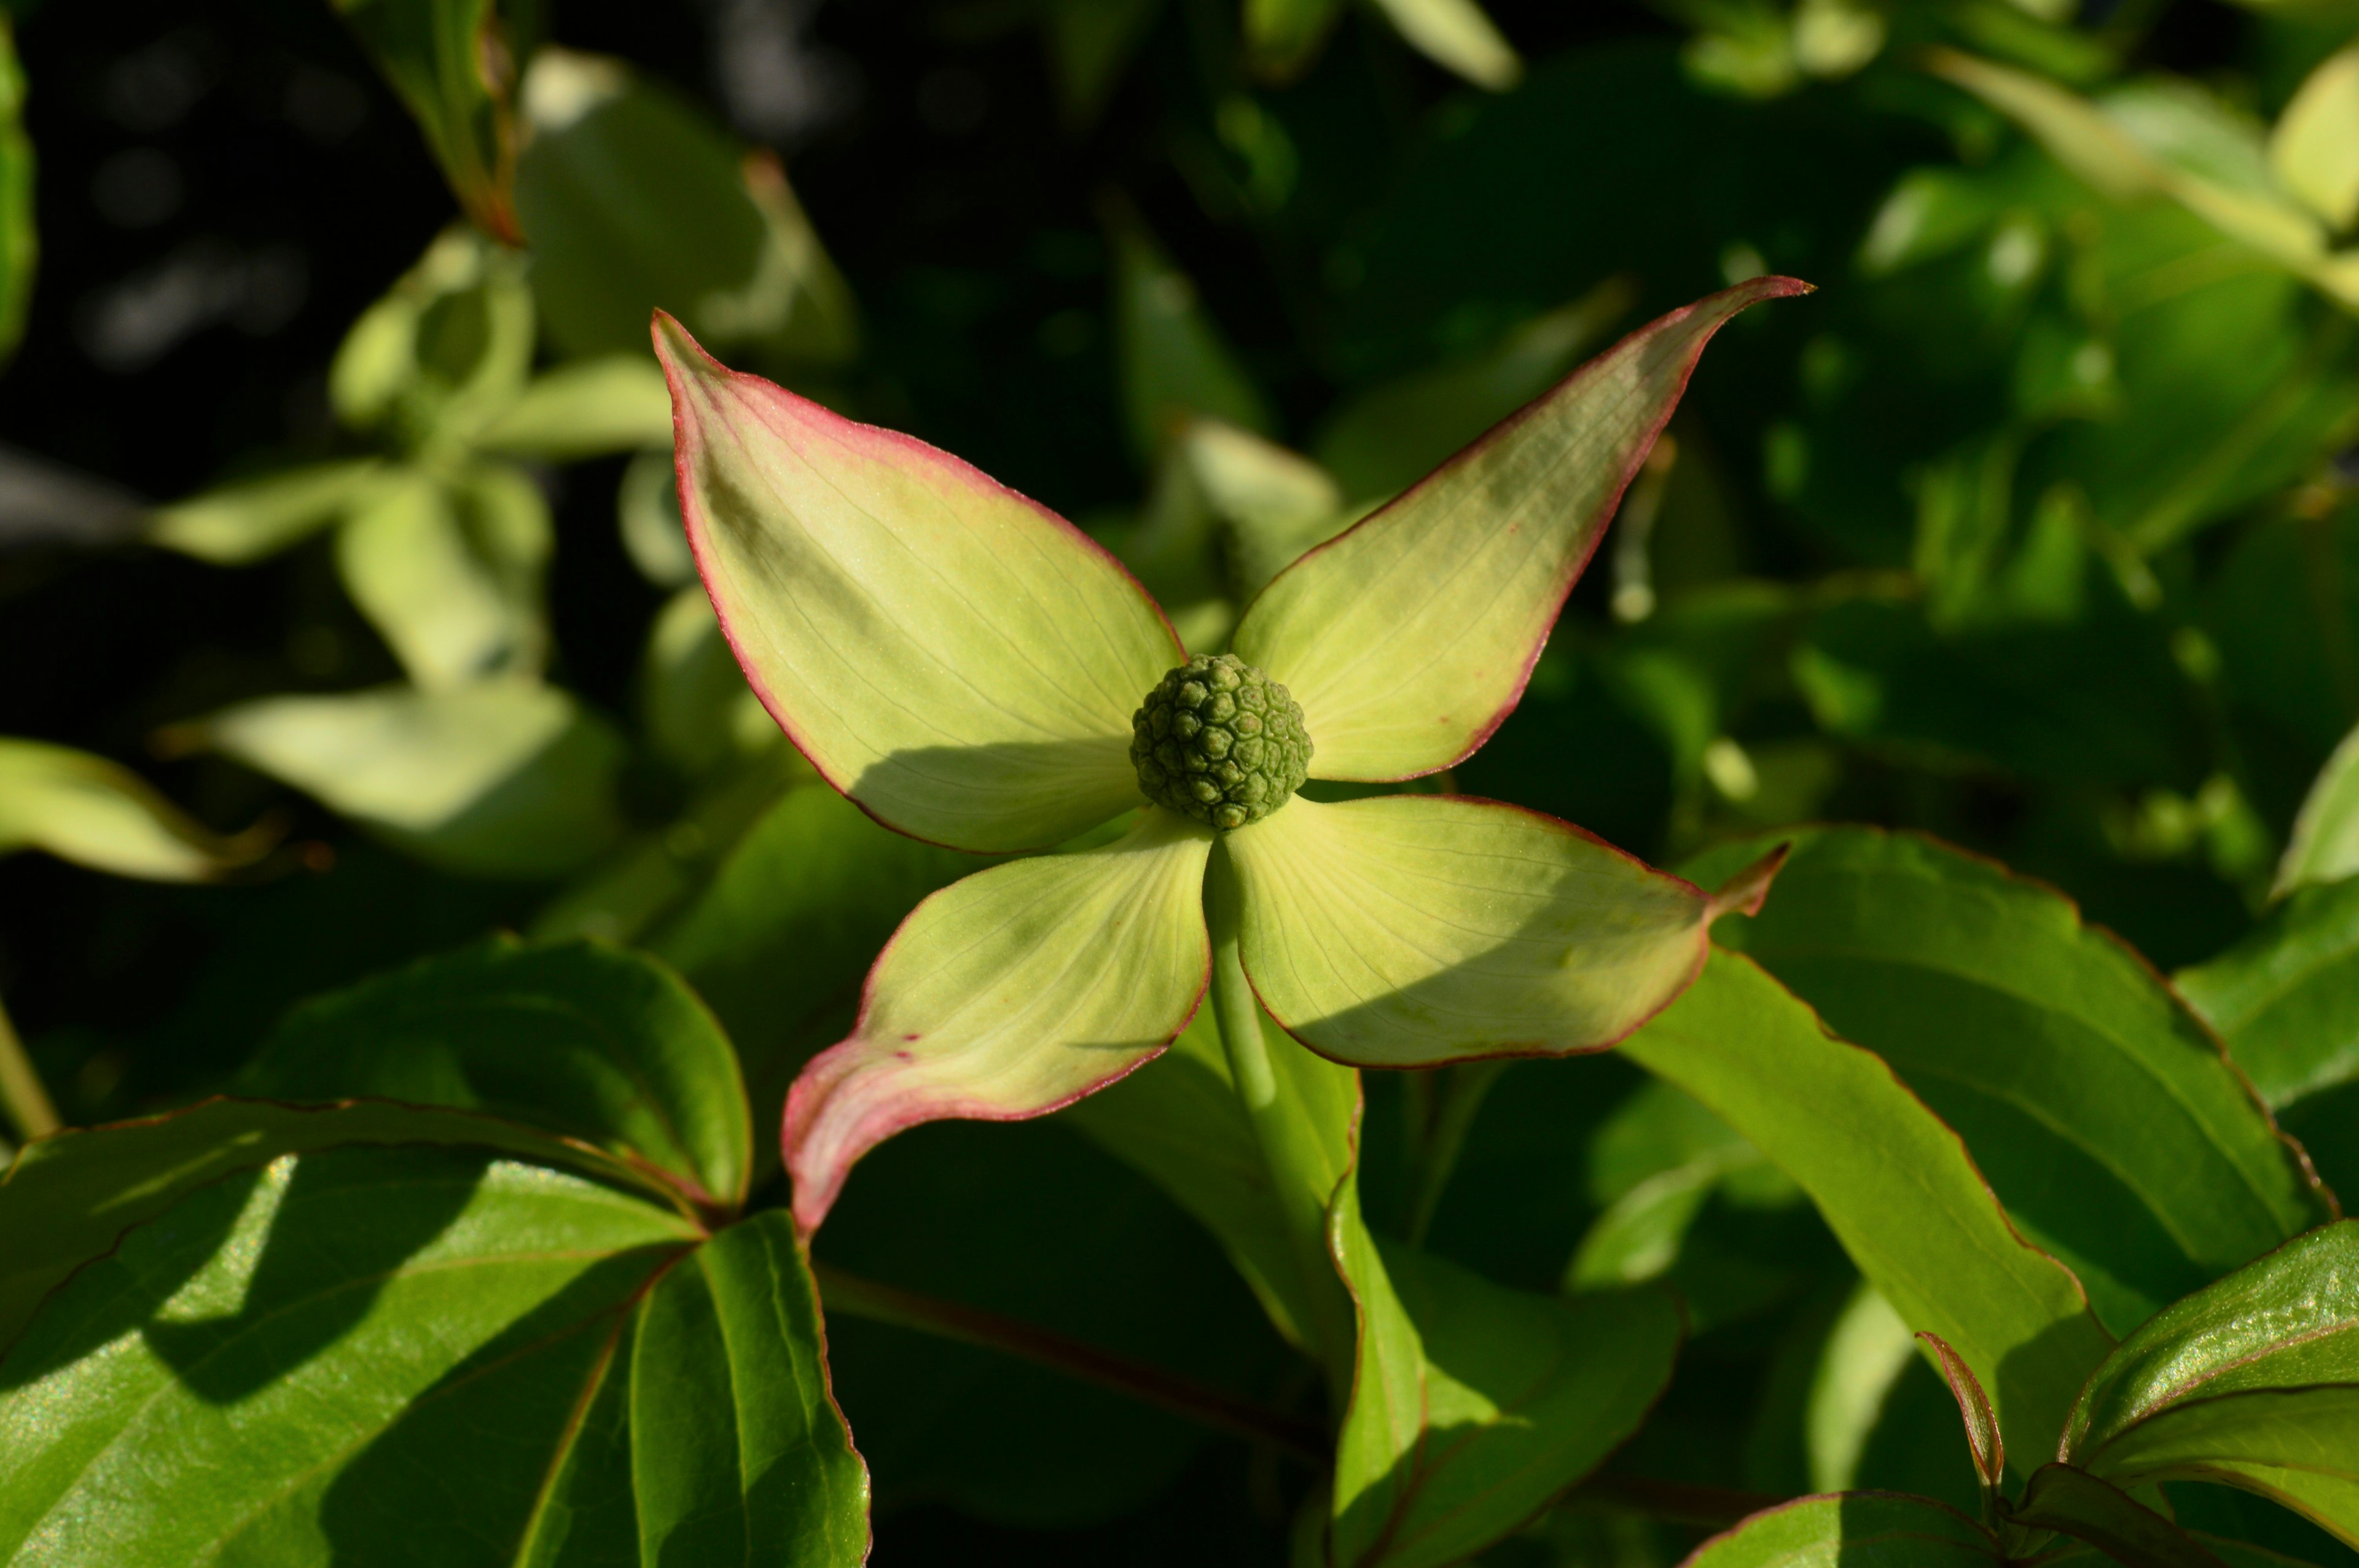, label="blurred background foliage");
[2,0,2358,1561]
